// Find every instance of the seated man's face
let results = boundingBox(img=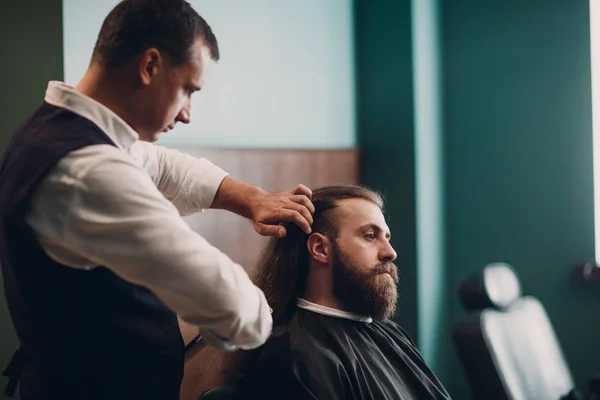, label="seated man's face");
[330,198,398,320]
